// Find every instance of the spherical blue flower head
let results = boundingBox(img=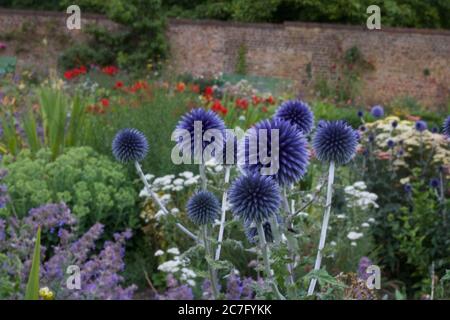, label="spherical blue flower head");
[431,127,439,134]
[370,105,384,118]
[274,100,314,134]
[391,120,398,129]
[387,139,395,149]
[112,128,149,163]
[245,221,273,244]
[186,190,220,225]
[176,108,225,159]
[415,120,427,132]
[228,173,281,223]
[404,183,412,194]
[429,178,439,189]
[443,116,450,137]
[357,110,364,118]
[312,120,358,165]
[242,118,309,186]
